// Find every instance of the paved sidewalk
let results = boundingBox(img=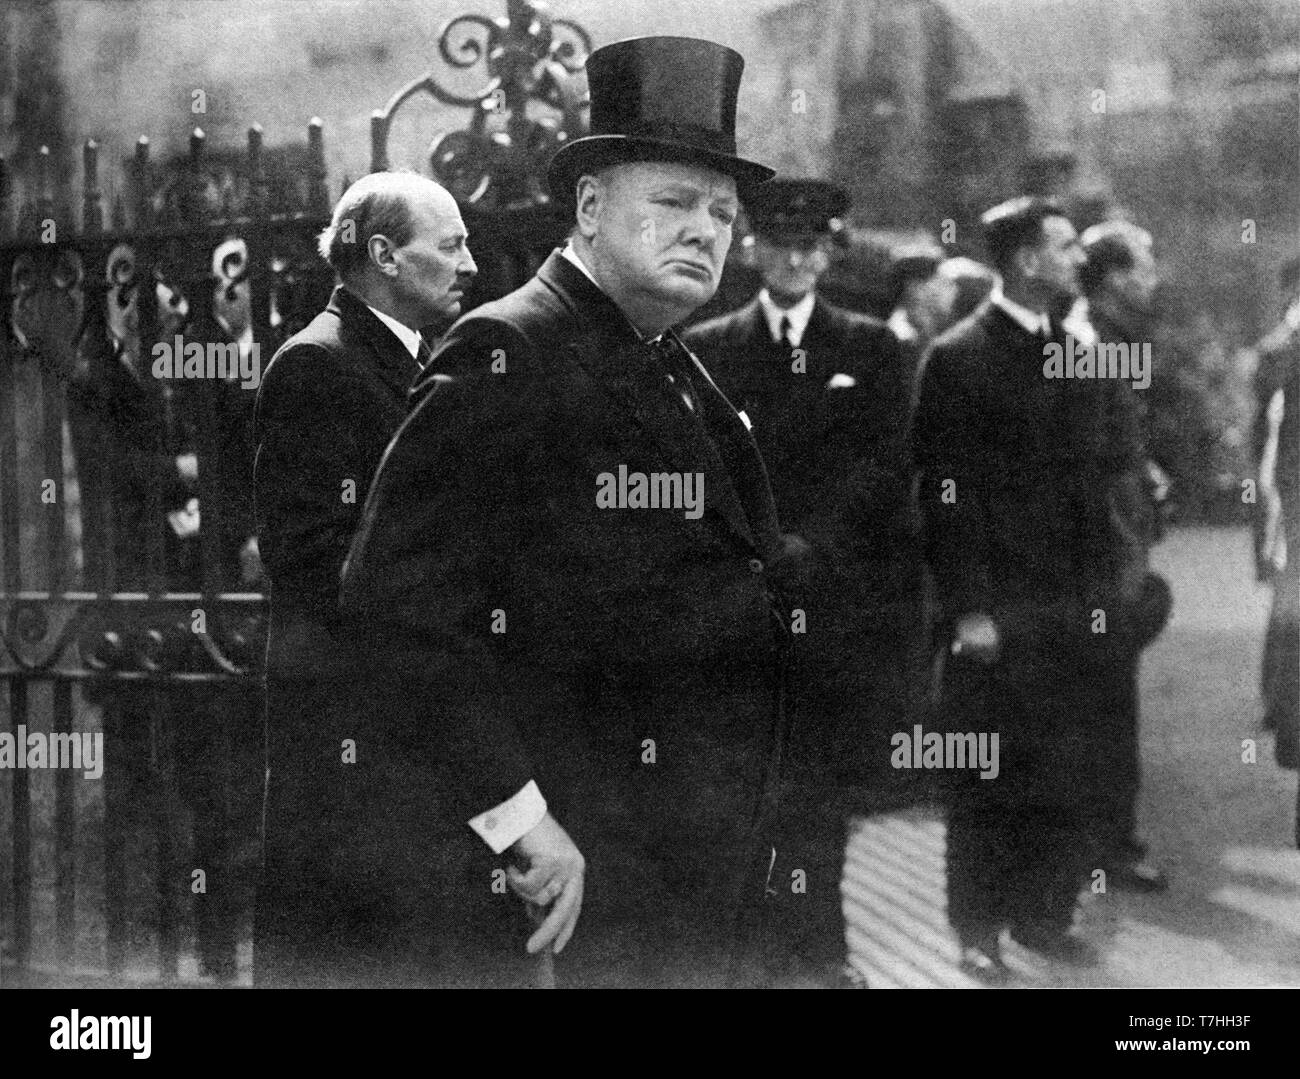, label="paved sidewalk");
[845,527,1300,989]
